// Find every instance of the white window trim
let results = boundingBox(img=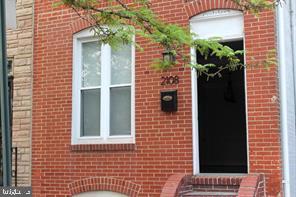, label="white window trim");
[72,28,135,145]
